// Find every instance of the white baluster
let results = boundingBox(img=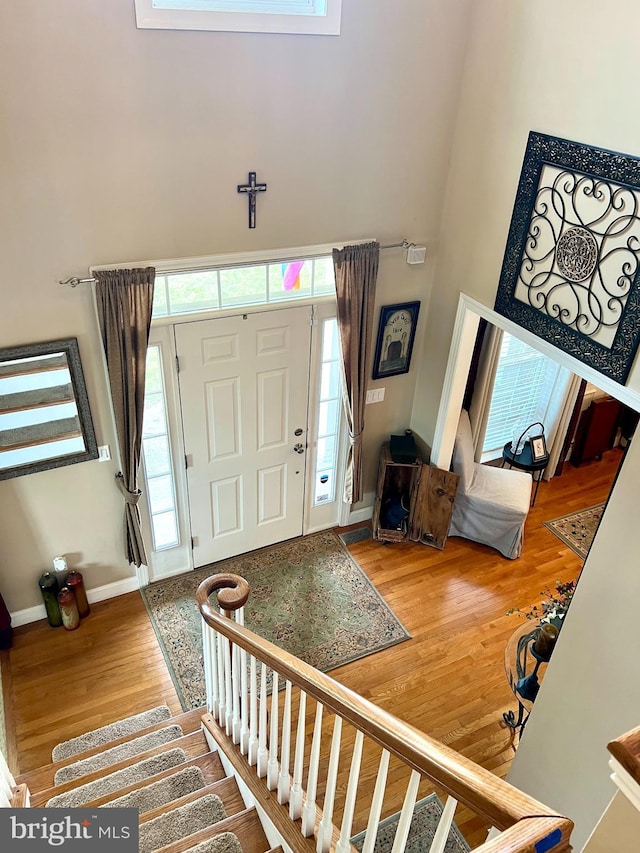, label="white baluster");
[335,730,364,853]
[267,671,280,790]
[257,662,268,778]
[289,689,307,820]
[0,750,15,807]
[277,680,293,804]
[0,775,12,803]
[237,608,249,754]
[202,619,218,715]
[428,796,458,853]
[302,701,323,837]
[390,770,421,853]
[224,635,233,736]
[216,625,226,726]
[0,750,15,791]
[231,635,241,744]
[317,715,343,853]
[248,654,258,765]
[361,750,390,853]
